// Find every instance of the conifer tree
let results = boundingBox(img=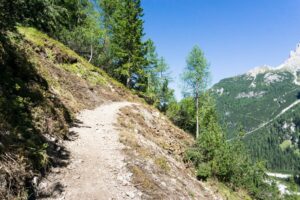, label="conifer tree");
[143,39,174,110]
[100,0,147,88]
[144,39,160,102]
